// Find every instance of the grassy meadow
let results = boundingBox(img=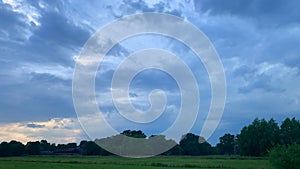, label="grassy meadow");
[0,155,270,169]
